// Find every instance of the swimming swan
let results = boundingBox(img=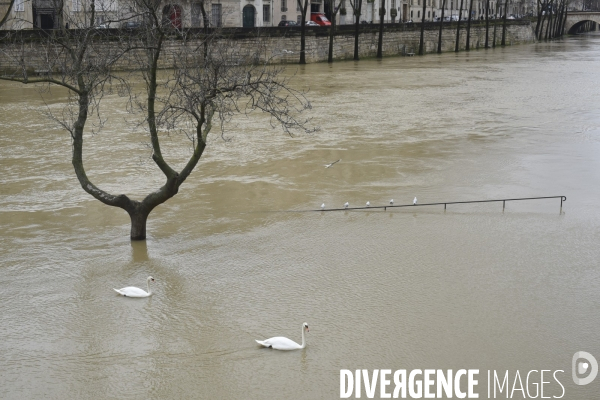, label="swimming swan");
[255,323,309,350]
[114,276,154,297]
